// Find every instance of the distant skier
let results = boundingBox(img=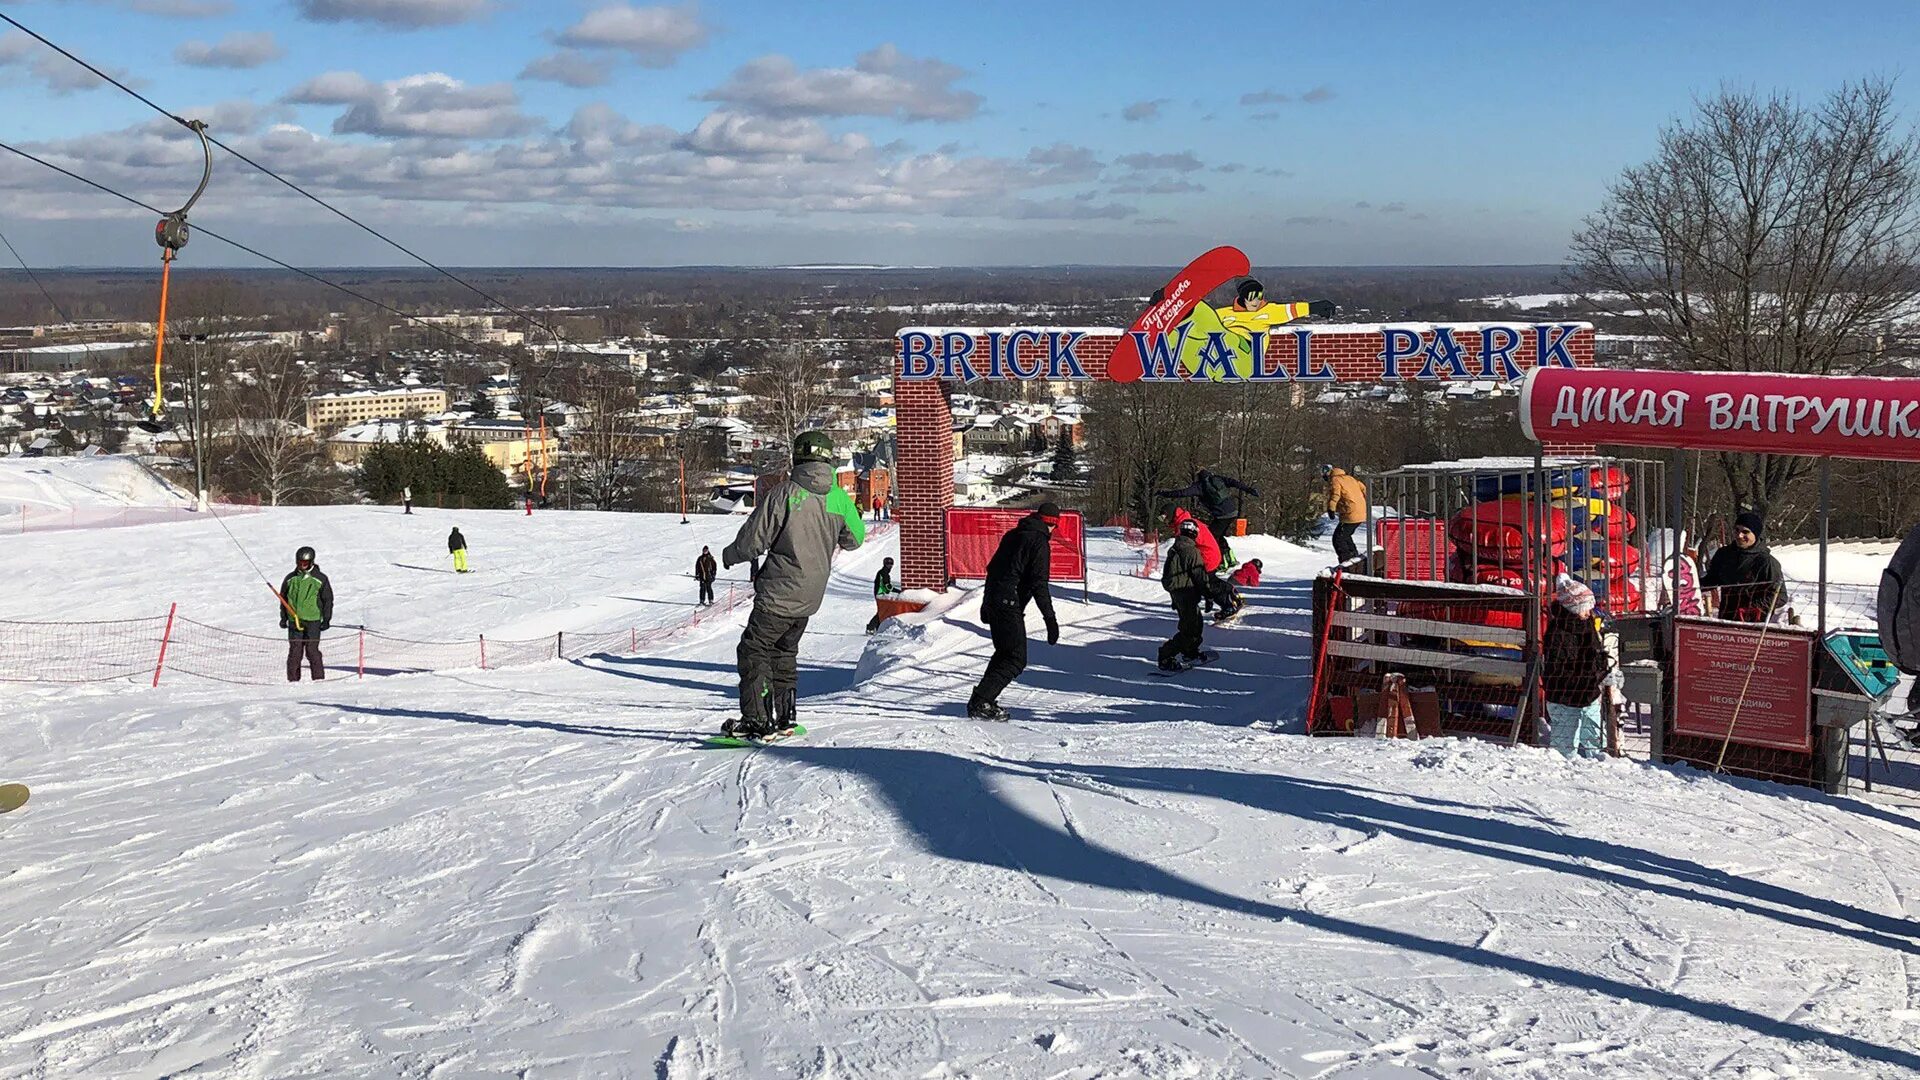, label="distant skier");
[278,545,333,683]
[694,545,718,606]
[1231,558,1263,588]
[1324,465,1367,565]
[402,485,413,515]
[967,502,1063,721]
[867,556,898,634]
[1702,511,1785,623]
[1158,518,1213,672]
[721,430,864,738]
[448,527,469,573]
[1157,468,1258,566]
